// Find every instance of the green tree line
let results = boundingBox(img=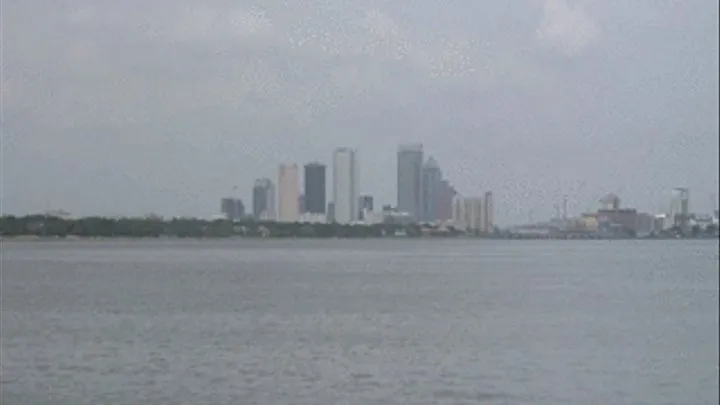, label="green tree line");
[0,215,464,239]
